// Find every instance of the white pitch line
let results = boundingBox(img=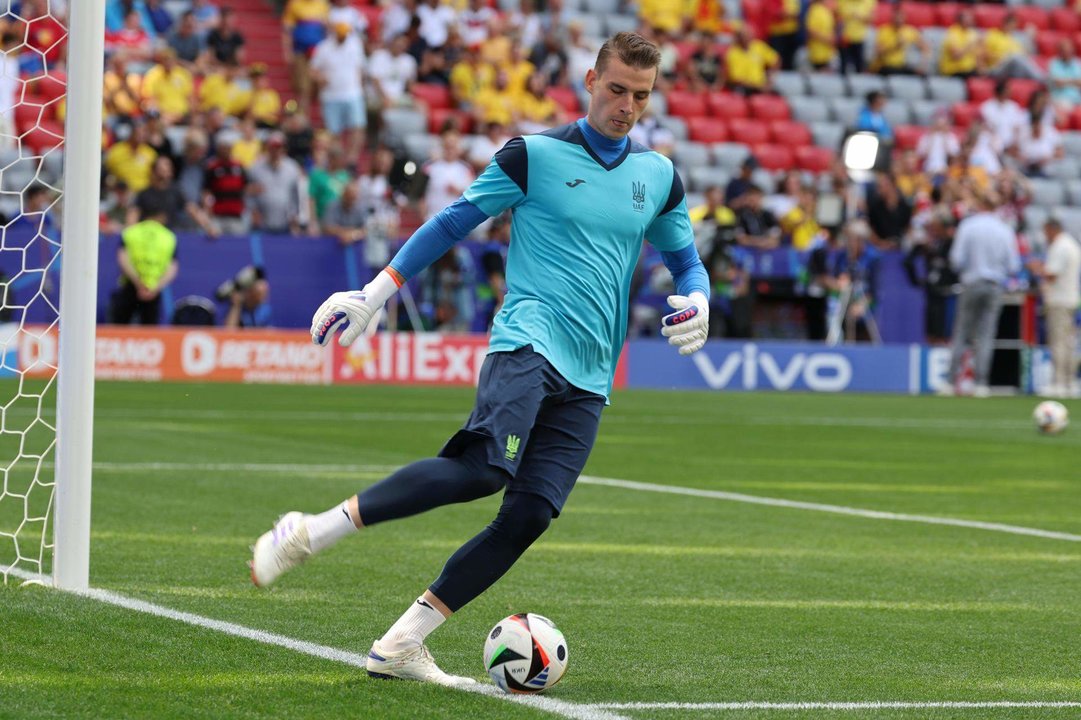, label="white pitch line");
[591,701,1081,711]
[0,565,627,720]
[578,476,1081,544]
